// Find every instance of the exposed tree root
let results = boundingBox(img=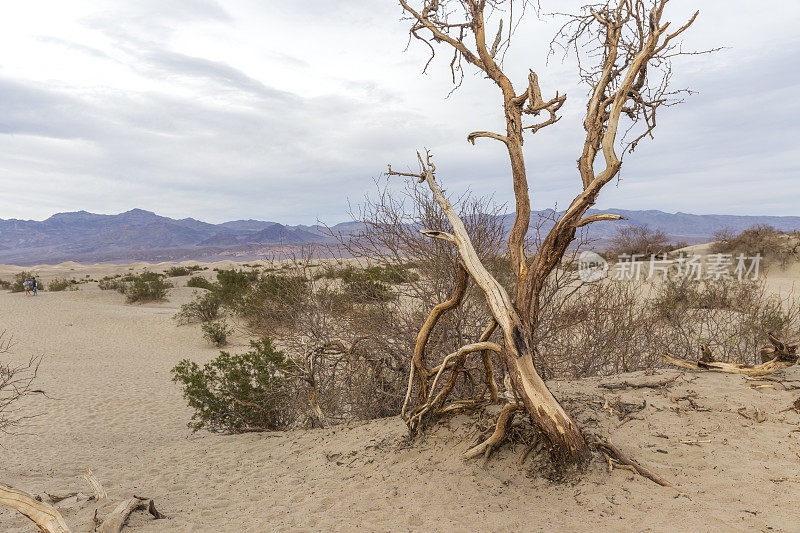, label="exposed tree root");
[142,498,166,520]
[592,440,678,491]
[518,436,543,466]
[46,492,79,504]
[463,403,520,461]
[662,333,797,376]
